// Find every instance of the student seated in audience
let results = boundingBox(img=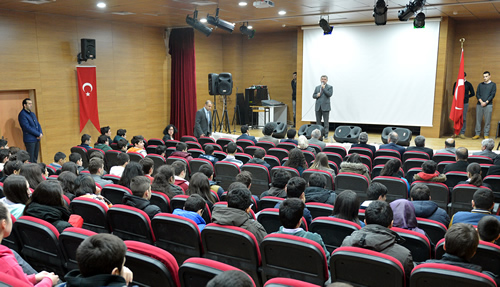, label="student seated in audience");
[14,150,30,164]
[280,128,298,145]
[259,168,291,199]
[222,142,243,167]
[68,152,84,173]
[436,138,456,154]
[155,145,167,158]
[413,160,446,183]
[94,135,112,152]
[307,152,335,177]
[186,172,217,209]
[60,162,79,176]
[297,135,316,155]
[74,175,111,207]
[172,194,207,232]
[259,122,280,146]
[410,183,450,227]
[0,202,60,286]
[304,173,336,205]
[339,153,371,182]
[478,215,500,243]
[48,152,66,170]
[170,142,193,162]
[20,163,44,190]
[118,162,143,189]
[246,148,271,170]
[423,223,499,284]
[0,160,22,183]
[350,132,376,157]
[360,182,387,210]
[275,198,330,262]
[38,163,49,179]
[0,149,10,171]
[126,135,147,156]
[284,148,308,176]
[379,158,409,193]
[162,124,177,142]
[273,177,312,226]
[450,188,500,227]
[342,201,414,279]
[172,161,189,192]
[23,180,72,233]
[113,128,127,144]
[473,138,498,160]
[443,147,469,174]
[212,187,267,243]
[89,158,113,187]
[457,162,491,189]
[58,171,77,201]
[63,234,133,286]
[78,134,92,151]
[0,139,8,149]
[198,164,224,197]
[151,165,183,198]
[379,131,406,158]
[198,144,218,165]
[390,198,434,248]
[405,135,434,159]
[308,129,326,150]
[237,124,257,145]
[117,138,128,153]
[0,175,30,219]
[332,190,365,227]
[122,176,160,220]
[139,157,154,183]
[206,270,254,287]
[109,152,129,177]
[100,125,112,144]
